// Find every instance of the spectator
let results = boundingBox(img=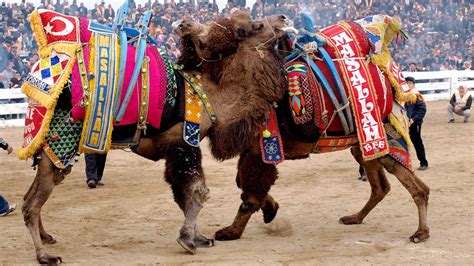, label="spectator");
[0,0,469,84]
[0,61,16,88]
[85,153,108,189]
[404,77,429,171]
[448,85,472,123]
[0,137,16,217]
